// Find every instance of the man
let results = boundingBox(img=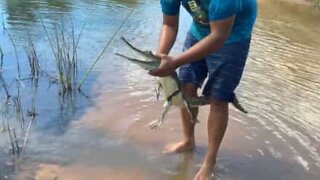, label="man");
[149,0,257,179]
